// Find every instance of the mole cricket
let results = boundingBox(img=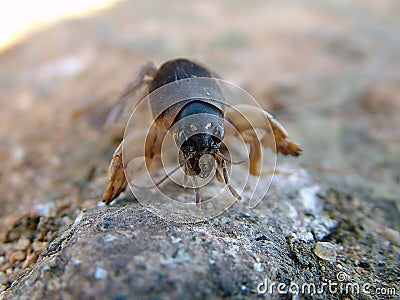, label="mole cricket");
[102,58,302,208]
